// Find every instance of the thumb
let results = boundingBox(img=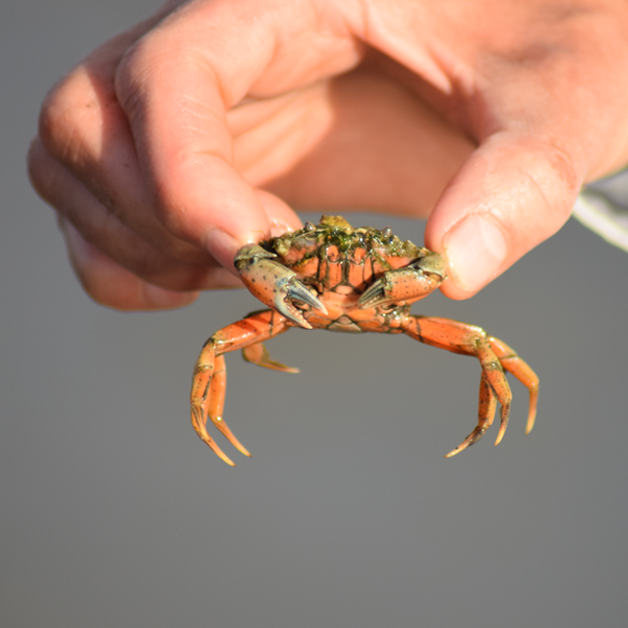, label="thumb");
[425,134,582,299]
